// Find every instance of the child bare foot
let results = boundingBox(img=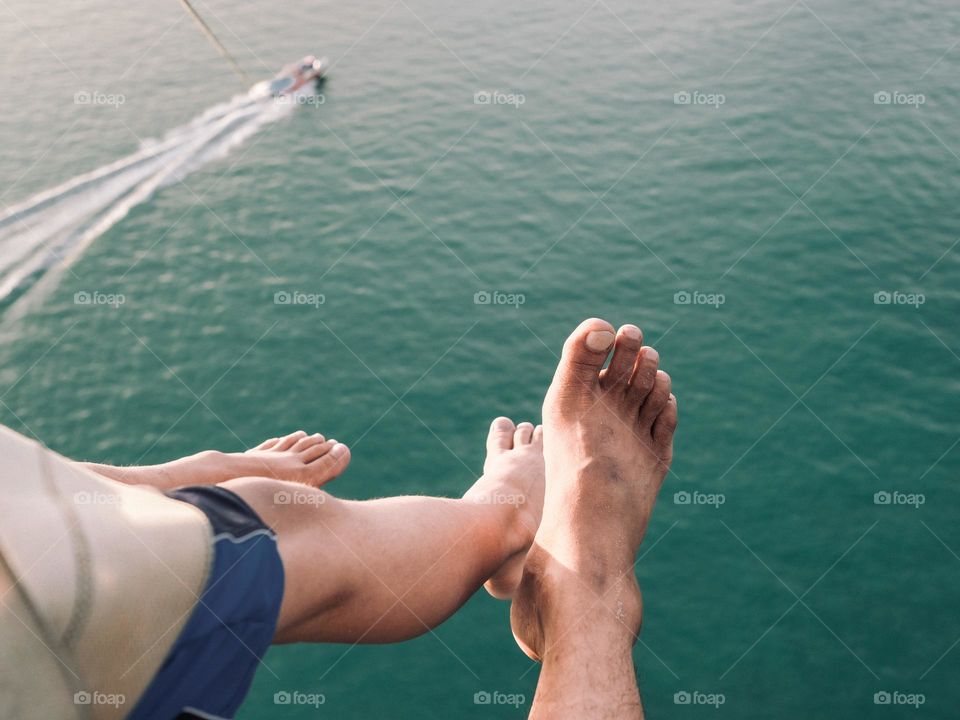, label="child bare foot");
[80,430,351,490]
[463,417,545,599]
[240,430,351,486]
[511,318,677,663]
